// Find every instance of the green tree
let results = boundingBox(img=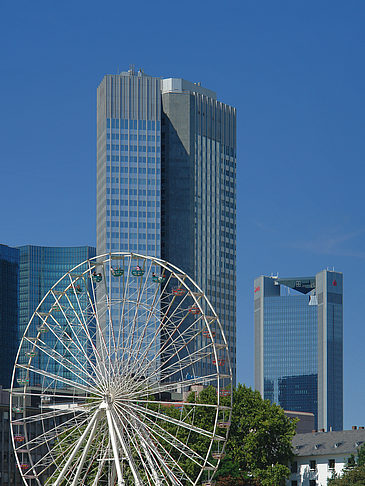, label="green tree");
[328,444,365,485]
[327,464,365,485]
[216,384,297,486]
